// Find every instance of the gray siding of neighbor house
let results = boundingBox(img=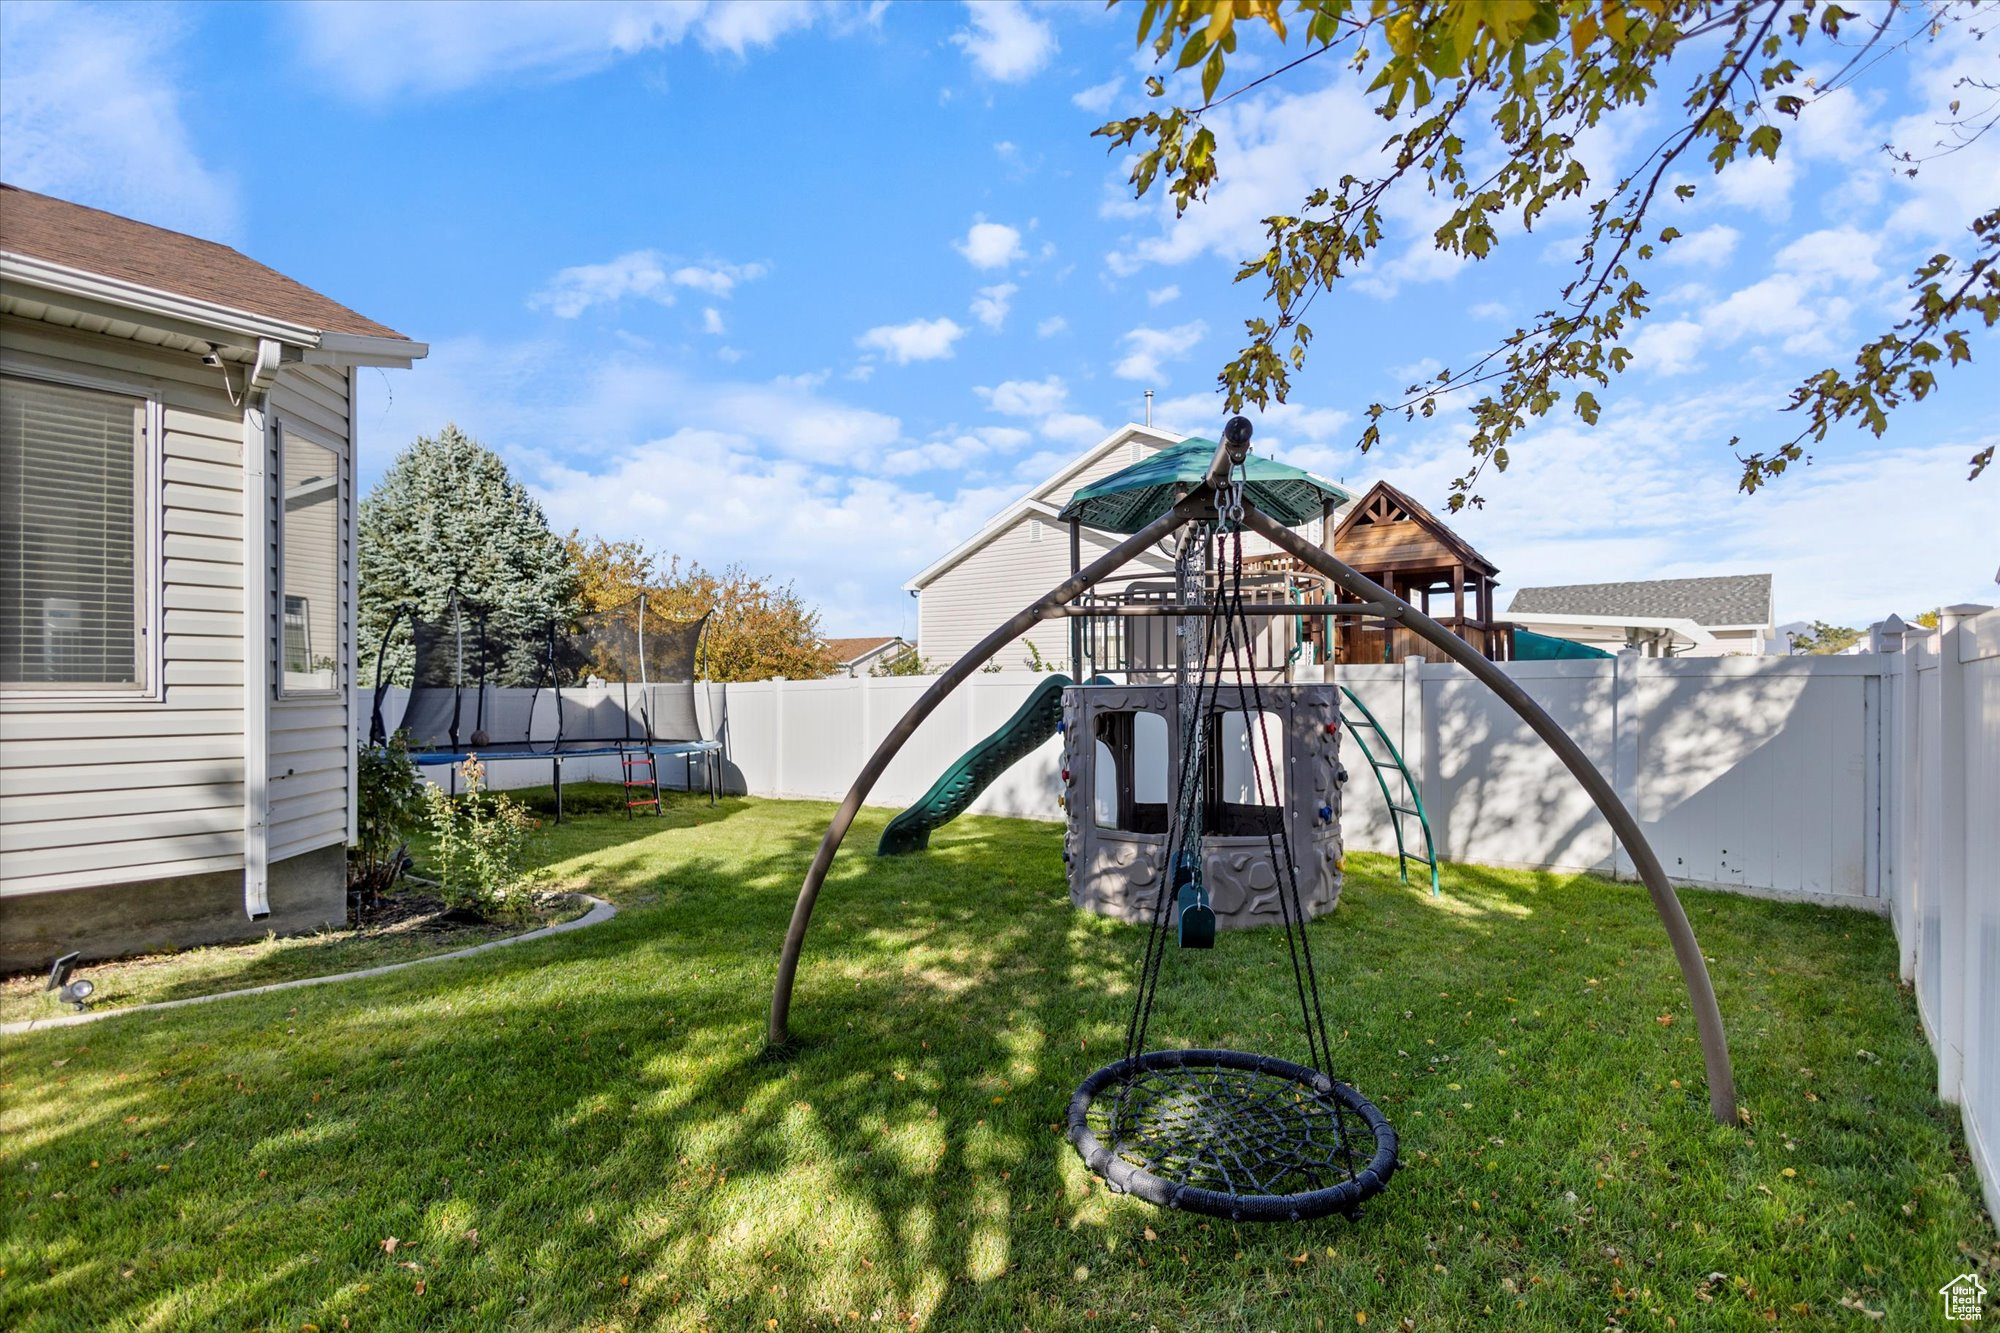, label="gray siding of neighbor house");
[0,316,353,912]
